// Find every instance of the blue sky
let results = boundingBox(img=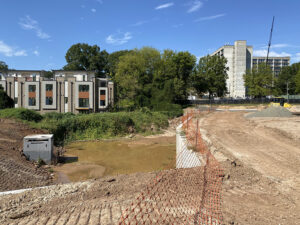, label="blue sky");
[1,0,300,70]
